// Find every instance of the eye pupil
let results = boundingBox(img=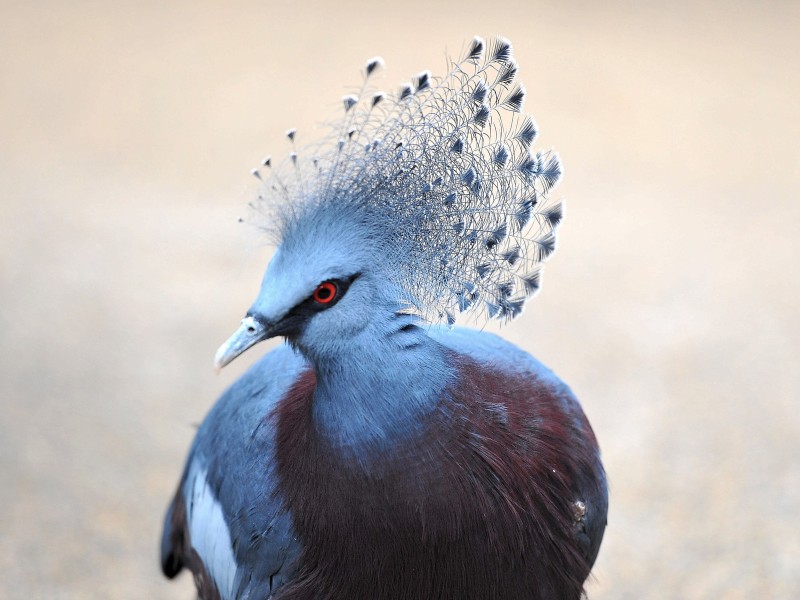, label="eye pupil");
[313,281,337,304]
